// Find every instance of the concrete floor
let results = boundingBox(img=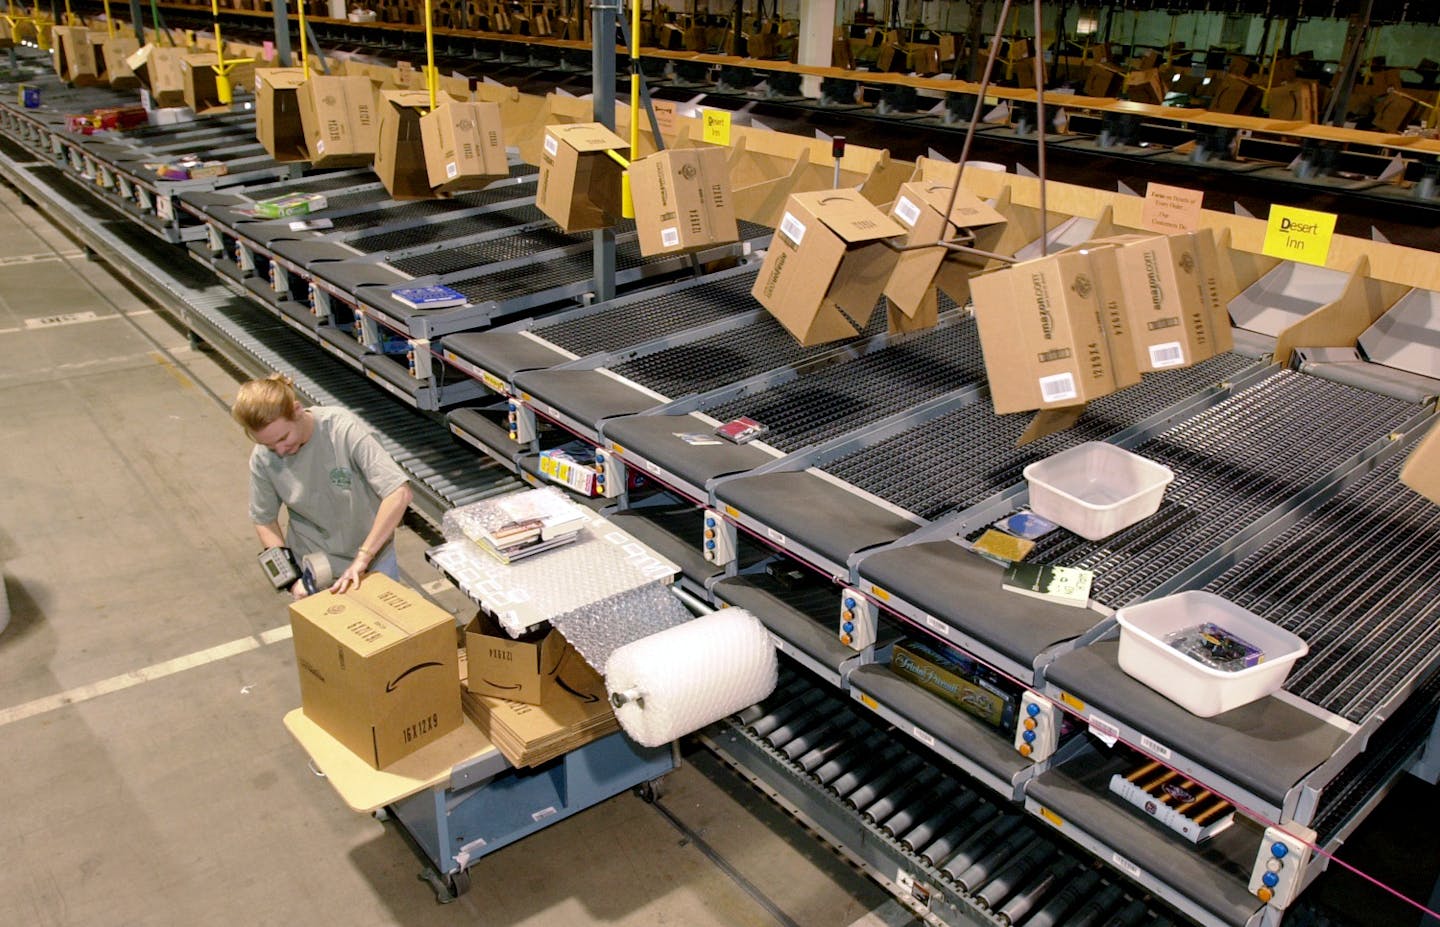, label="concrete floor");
[0,185,904,927]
